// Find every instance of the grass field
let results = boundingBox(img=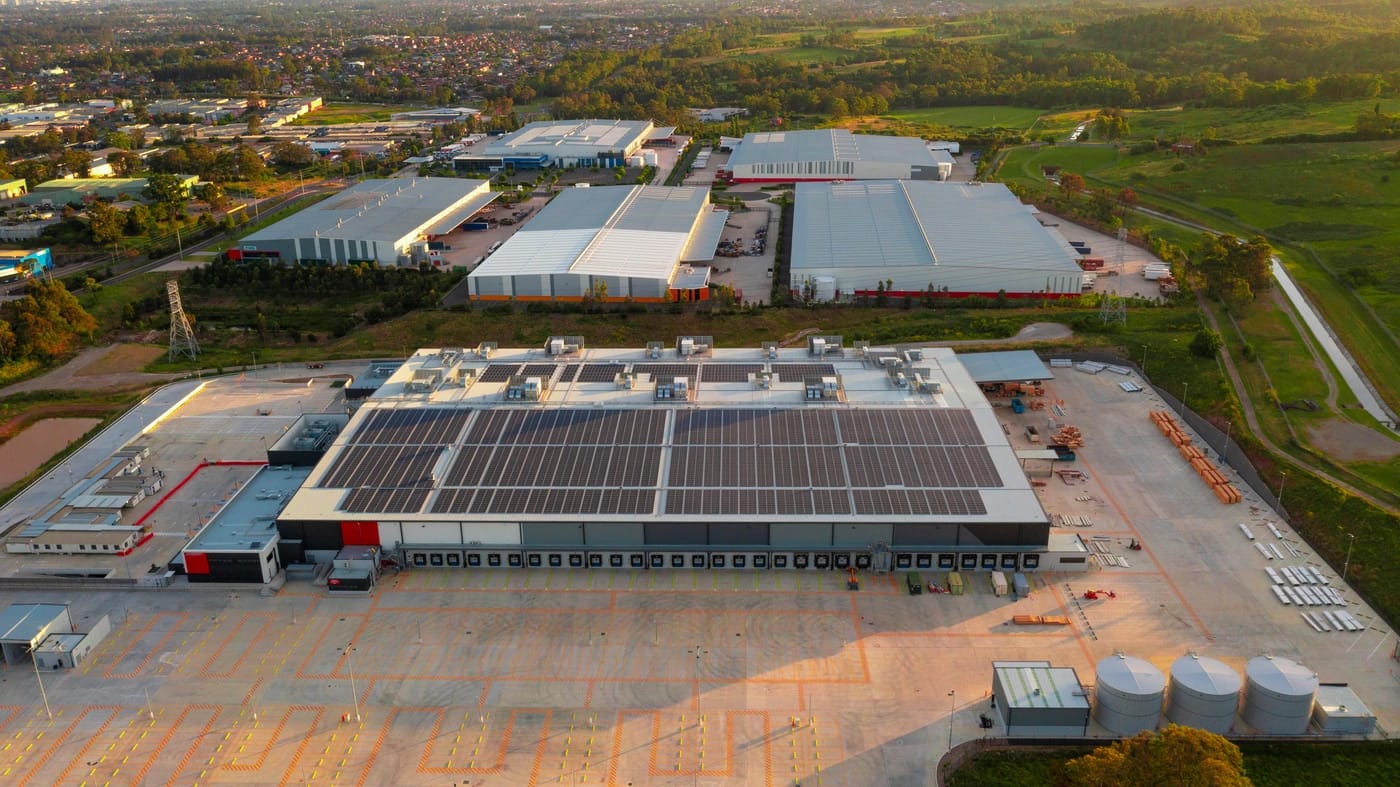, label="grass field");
[949,742,1400,787]
[992,140,1400,417]
[885,105,1047,131]
[295,103,423,125]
